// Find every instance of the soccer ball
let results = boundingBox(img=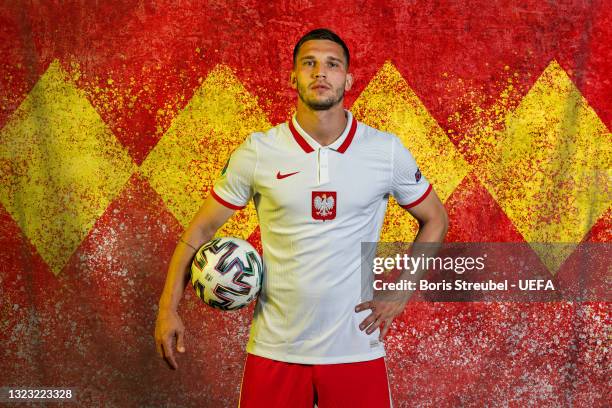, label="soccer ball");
[190,237,263,311]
